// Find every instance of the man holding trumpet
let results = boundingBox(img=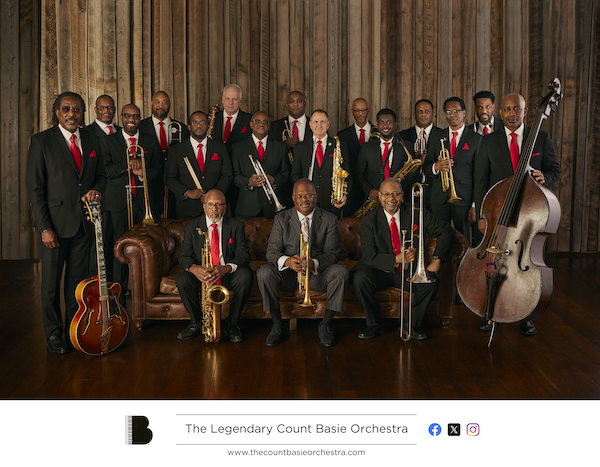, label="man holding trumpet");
[231,111,289,218]
[257,179,349,347]
[351,179,454,340]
